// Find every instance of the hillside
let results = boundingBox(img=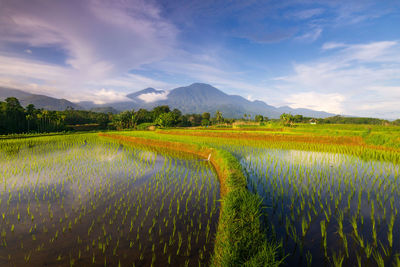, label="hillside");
[0,87,82,111]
